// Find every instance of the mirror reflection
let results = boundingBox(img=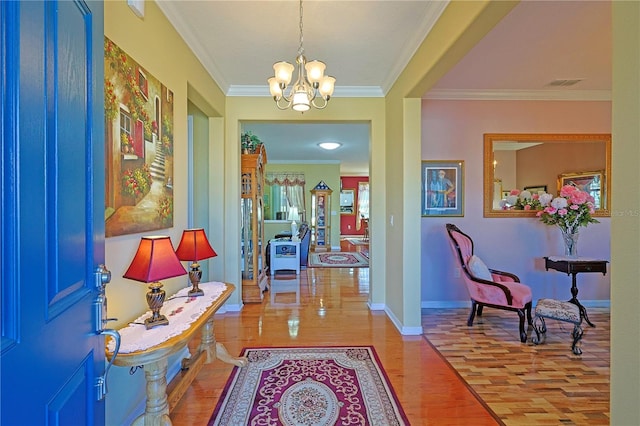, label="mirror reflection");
[340,189,355,215]
[483,133,611,218]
